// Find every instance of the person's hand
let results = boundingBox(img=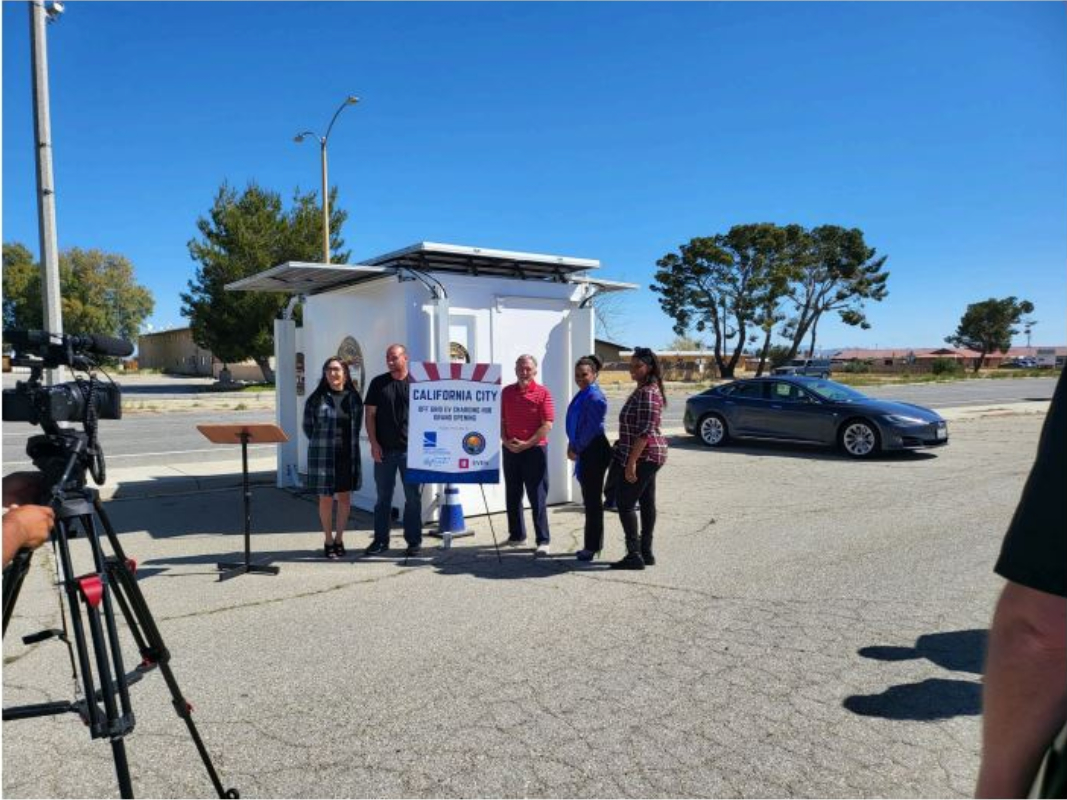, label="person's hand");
[2,472,45,509]
[624,462,638,483]
[3,504,54,566]
[512,438,529,453]
[567,446,577,462]
[371,442,383,463]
